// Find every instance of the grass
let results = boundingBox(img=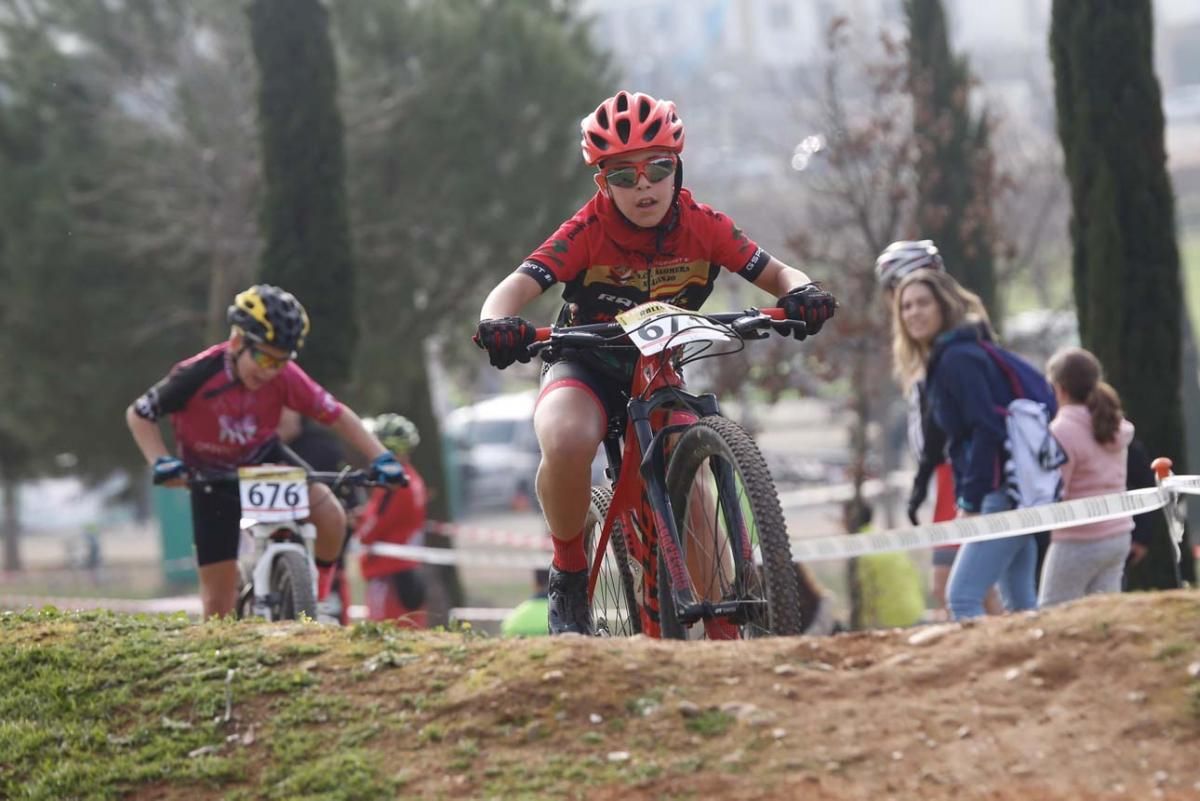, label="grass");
[0,610,398,801]
[6,593,1198,800]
